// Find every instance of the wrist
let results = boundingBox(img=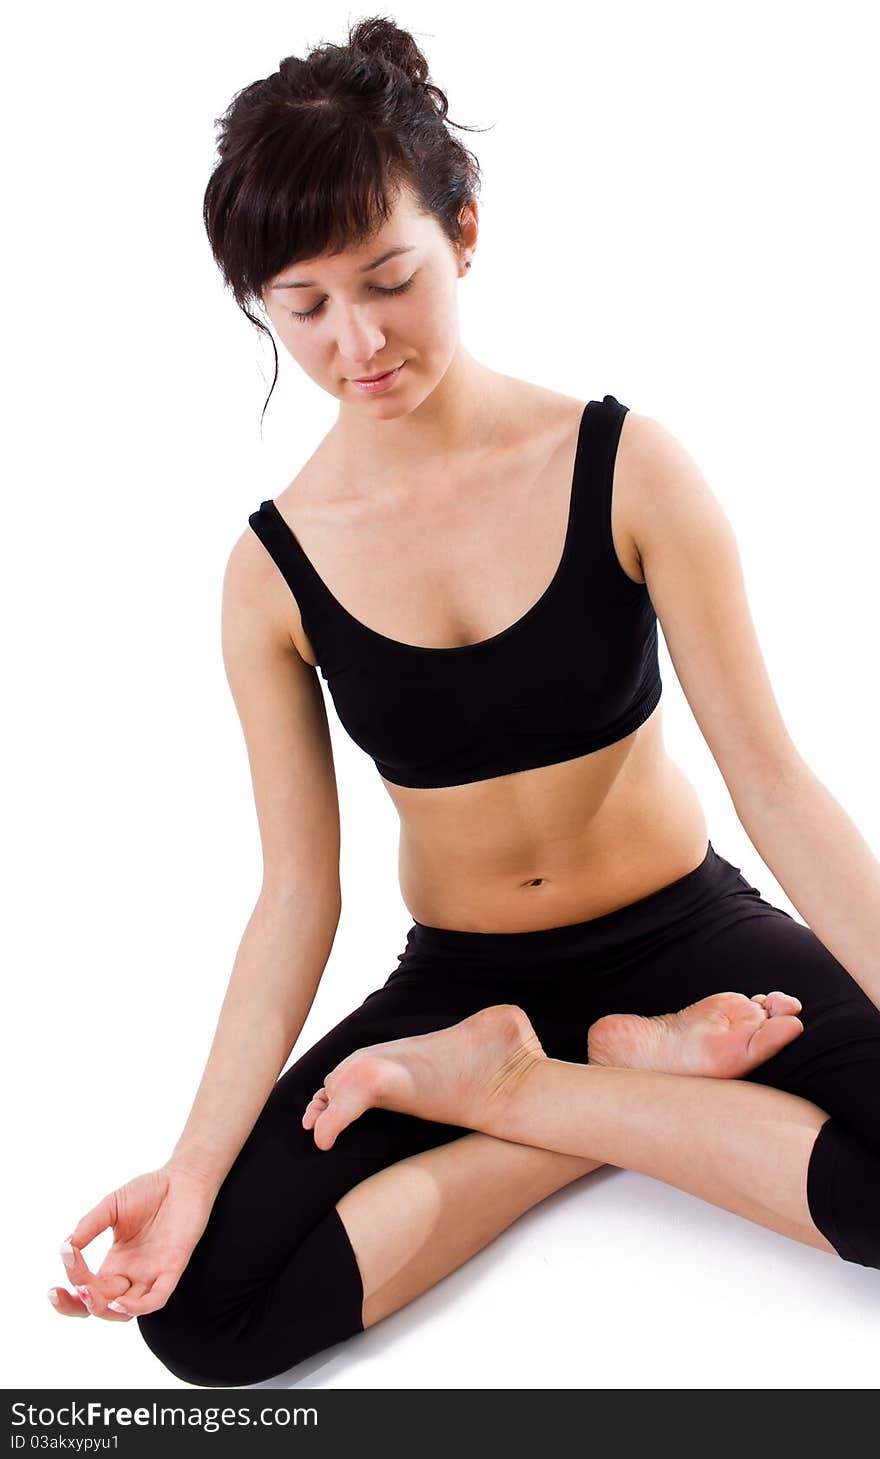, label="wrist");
[164,1150,225,1193]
